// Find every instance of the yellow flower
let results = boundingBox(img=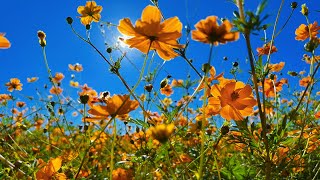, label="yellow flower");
[118,5,184,60]
[5,78,23,92]
[211,80,256,121]
[192,16,239,45]
[87,94,139,120]
[36,156,65,180]
[77,1,103,25]
[0,33,10,49]
[147,123,175,143]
